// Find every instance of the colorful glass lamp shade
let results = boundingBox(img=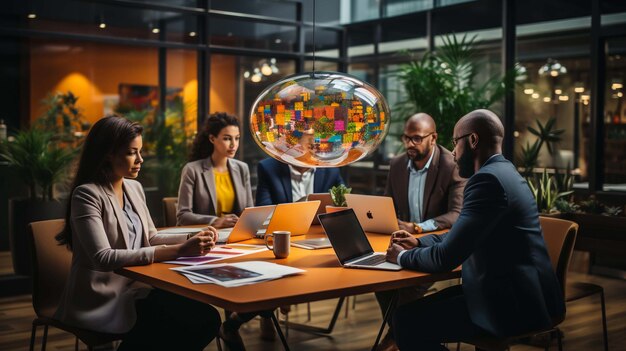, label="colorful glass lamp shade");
[249,71,391,168]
